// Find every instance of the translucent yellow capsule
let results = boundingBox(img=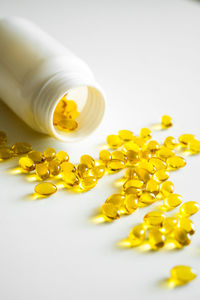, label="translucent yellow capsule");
[107,159,125,172]
[64,100,78,113]
[123,179,144,190]
[161,115,173,128]
[57,119,78,131]
[154,170,169,182]
[123,141,140,153]
[36,163,50,180]
[124,186,142,197]
[101,203,120,220]
[112,150,127,162]
[118,130,134,141]
[99,149,112,162]
[19,157,35,171]
[139,192,156,206]
[48,159,61,176]
[173,228,191,247]
[135,168,151,182]
[164,136,177,149]
[62,172,79,187]
[170,265,197,285]
[56,151,69,163]
[34,182,57,196]
[179,134,195,146]
[106,194,125,209]
[149,228,165,249]
[66,109,80,120]
[124,168,138,179]
[146,179,160,195]
[178,218,195,235]
[0,131,7,145]
[156,147,174,160]
[11,142,32,154]
[77,164,89,178]
[163,194,182,209]
[80,154,95,169]
[140,127,152,140]
[61,161,76,173]
[129,224,146,246]
[54,98,67,114]
[160,181,174,196]
[44,148,56,161]
[124,194,138,214]
[161,217,178,234]
[179,201,199,217]
[80,176,97,190]
[126,150,139,165]
[28,151,45,164]
[0,147,13,160]
[146,140,160,152]
[91,165,105,179]
[132,137,146,148]
[167,156,186,169]
[138,161,156,174]
[149,157,167,171]
[139,150,152,161]
[144,211,166,227]
[53,112,64,126]
[107,134,123,149]
[188,139,200,153]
